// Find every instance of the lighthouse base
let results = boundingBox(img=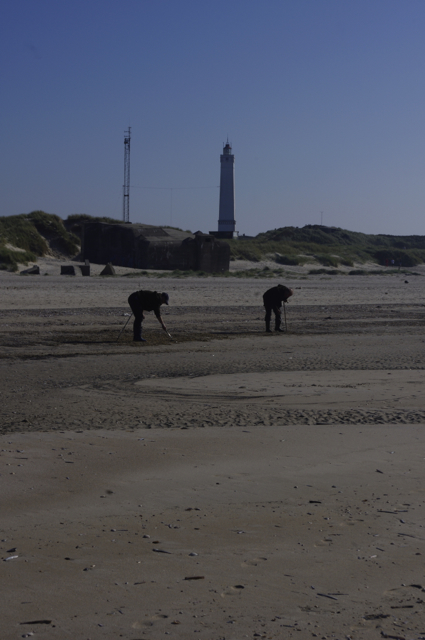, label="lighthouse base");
[209,230,239,239]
